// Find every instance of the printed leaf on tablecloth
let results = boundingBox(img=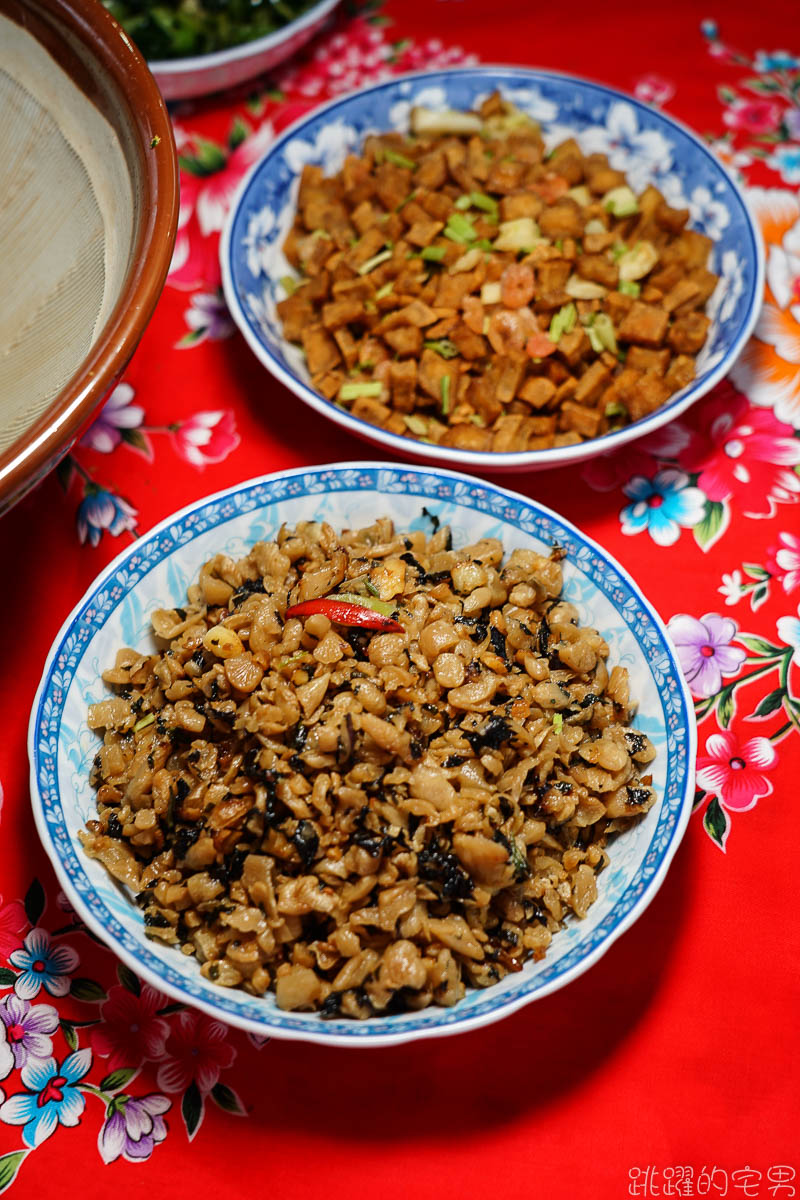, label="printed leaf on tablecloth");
[182,1081,204,1142]
[60,1019,78,1051]
[24,878,45,926]
[69,978,108,1003]
[211,1082,247,1116]
[100,1067,139,1092]
[751,689,785,719]
[738,635,784,657]
[116,962,141,996]
[717,687,736,727]
[0,1152,28,1194]
[0,968,16,986]
[693,500,728,551]
[704,797,731,850]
